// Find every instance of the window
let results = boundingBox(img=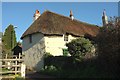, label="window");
[64,33,68,41]
[29,35,32,43]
